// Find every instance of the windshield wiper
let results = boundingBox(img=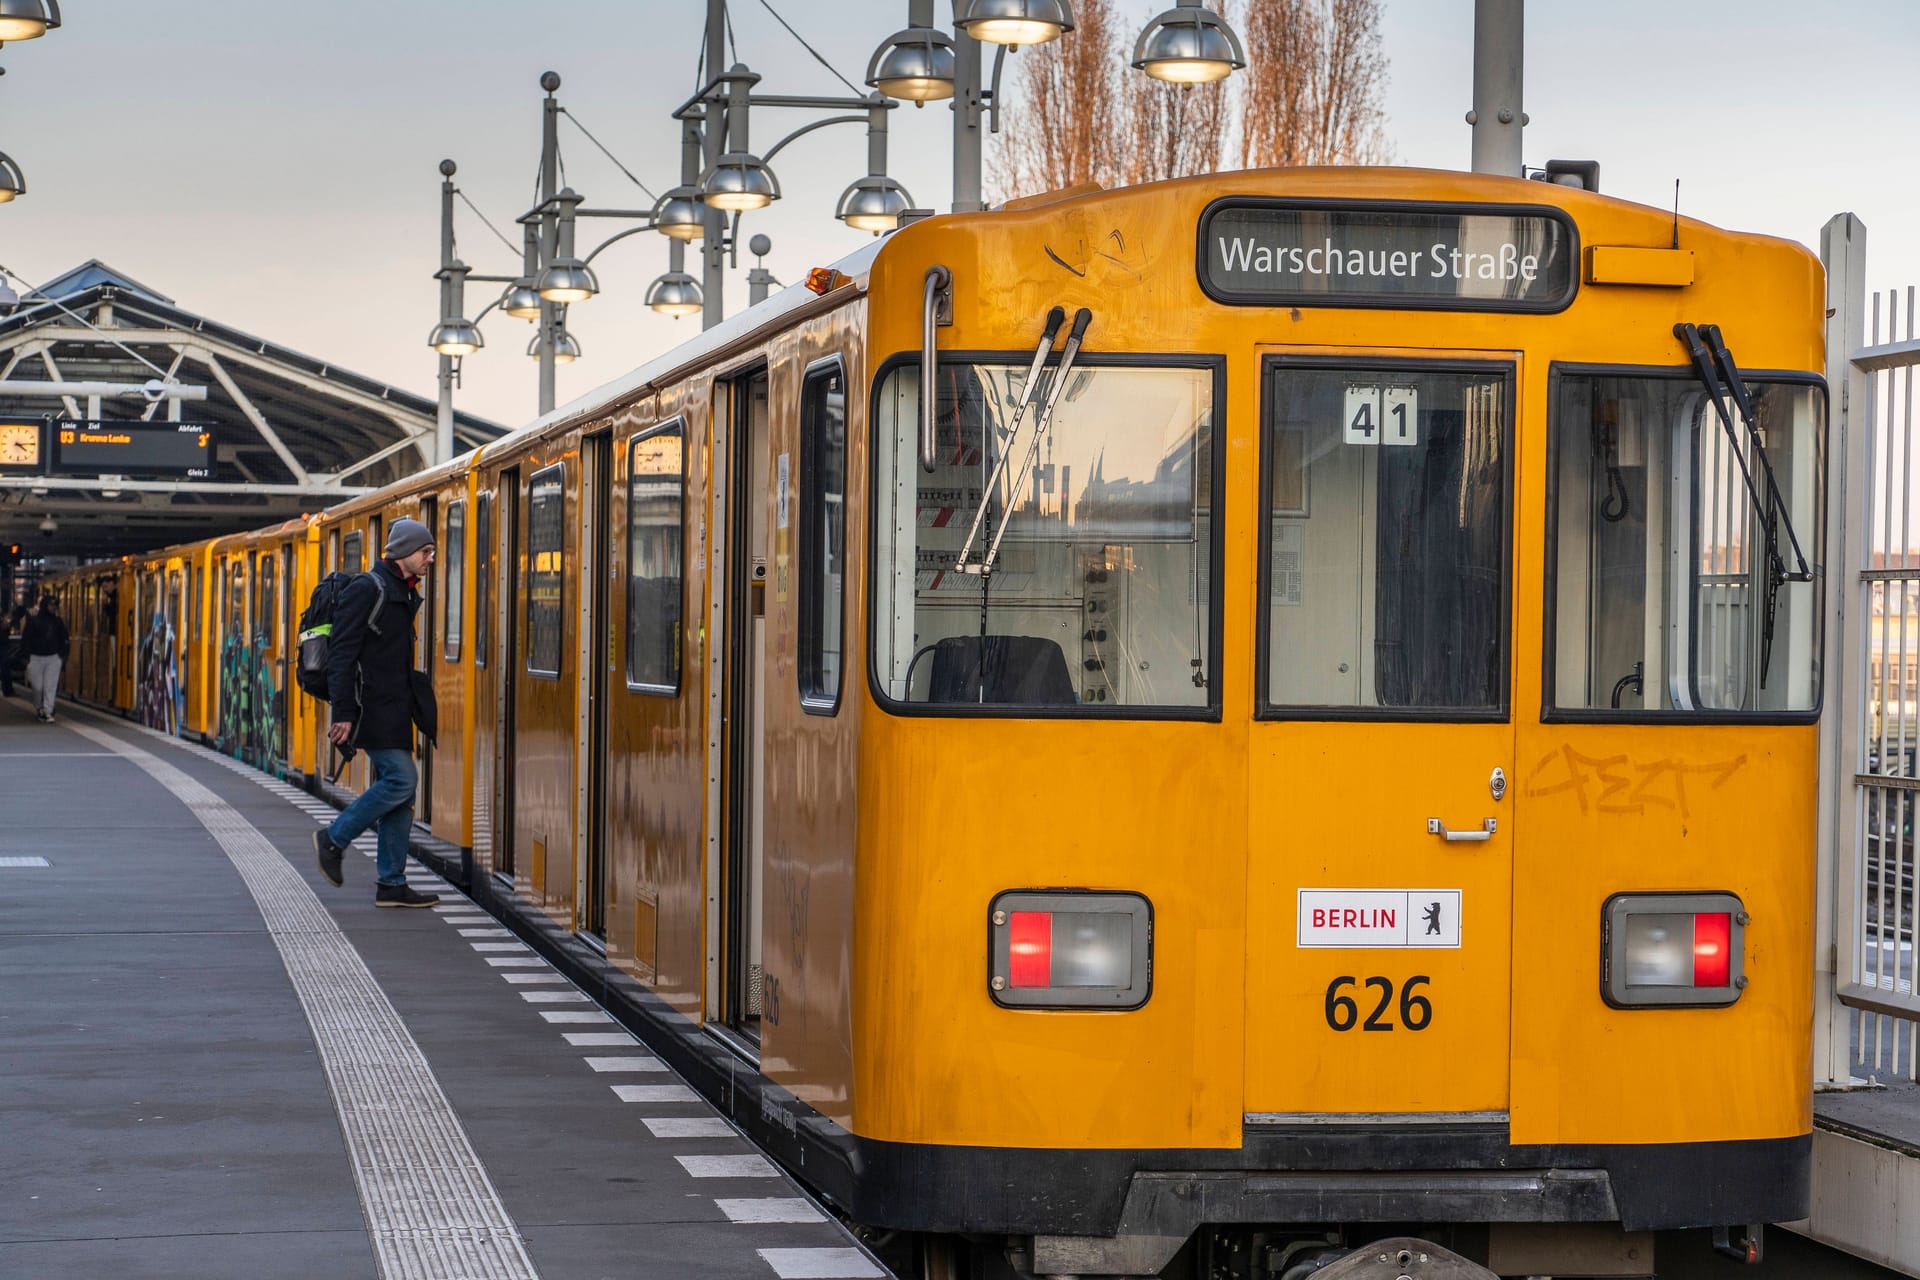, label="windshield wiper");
[1673,321,1813,685]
